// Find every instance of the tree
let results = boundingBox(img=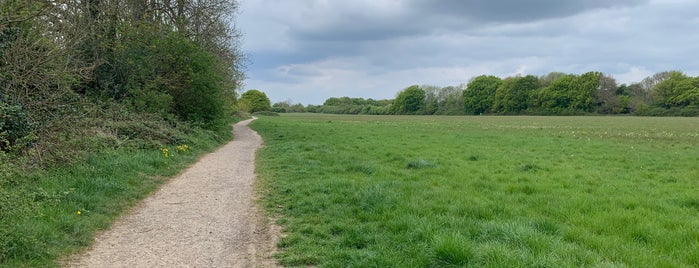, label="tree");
[536,74,577,112]
[421,85,440,115]
[272,100,306,113]
[652,71,699,107]
[570,71,601,111]
[539,72,568,88]
[436,86,465,115]
[596,75,629,114]
[464,75,502,114]
[391,85,426,115]
[493,75,539,114]
[239,90,271,113]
